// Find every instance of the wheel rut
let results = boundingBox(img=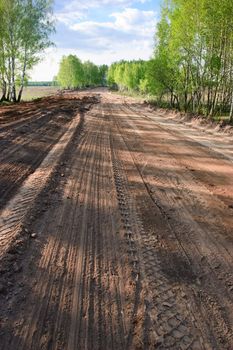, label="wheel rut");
[109,103,206,349]
[109,100,233,349]
[0,112,84,259]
